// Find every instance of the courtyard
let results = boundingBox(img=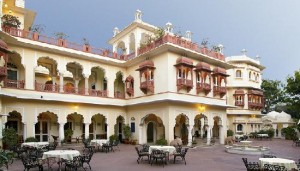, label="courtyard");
[3,138,299,171]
